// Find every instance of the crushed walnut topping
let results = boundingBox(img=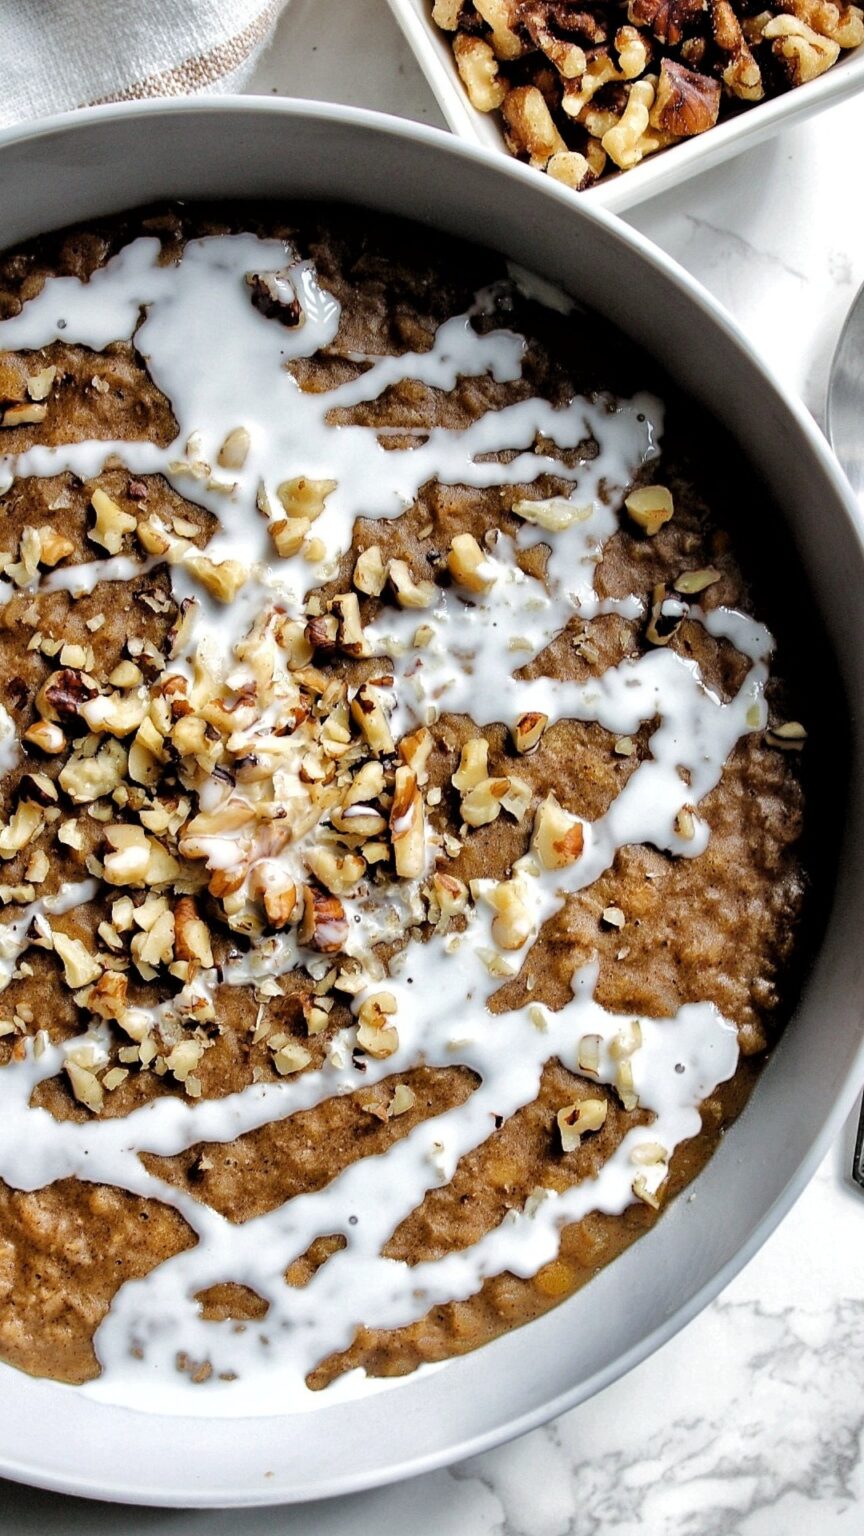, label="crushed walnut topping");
[430,0,862,190]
